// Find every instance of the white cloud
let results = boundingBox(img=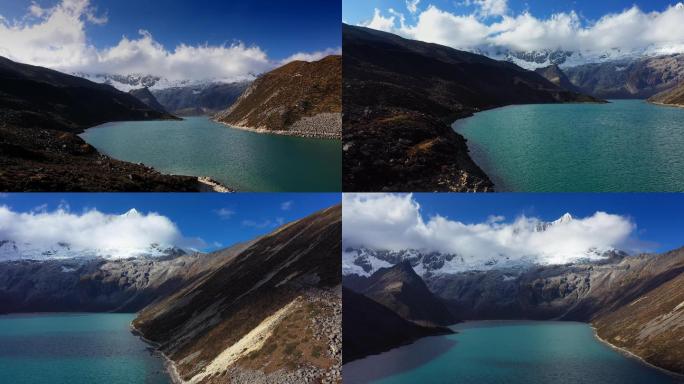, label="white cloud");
[0,0,336,83]
[0,205,204,260]
[280,201,293,211]
[406,0,421,14]
[360,2,684,55]
[215,208,235,219]
[342,193,637,267]
[279,46,341,65]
